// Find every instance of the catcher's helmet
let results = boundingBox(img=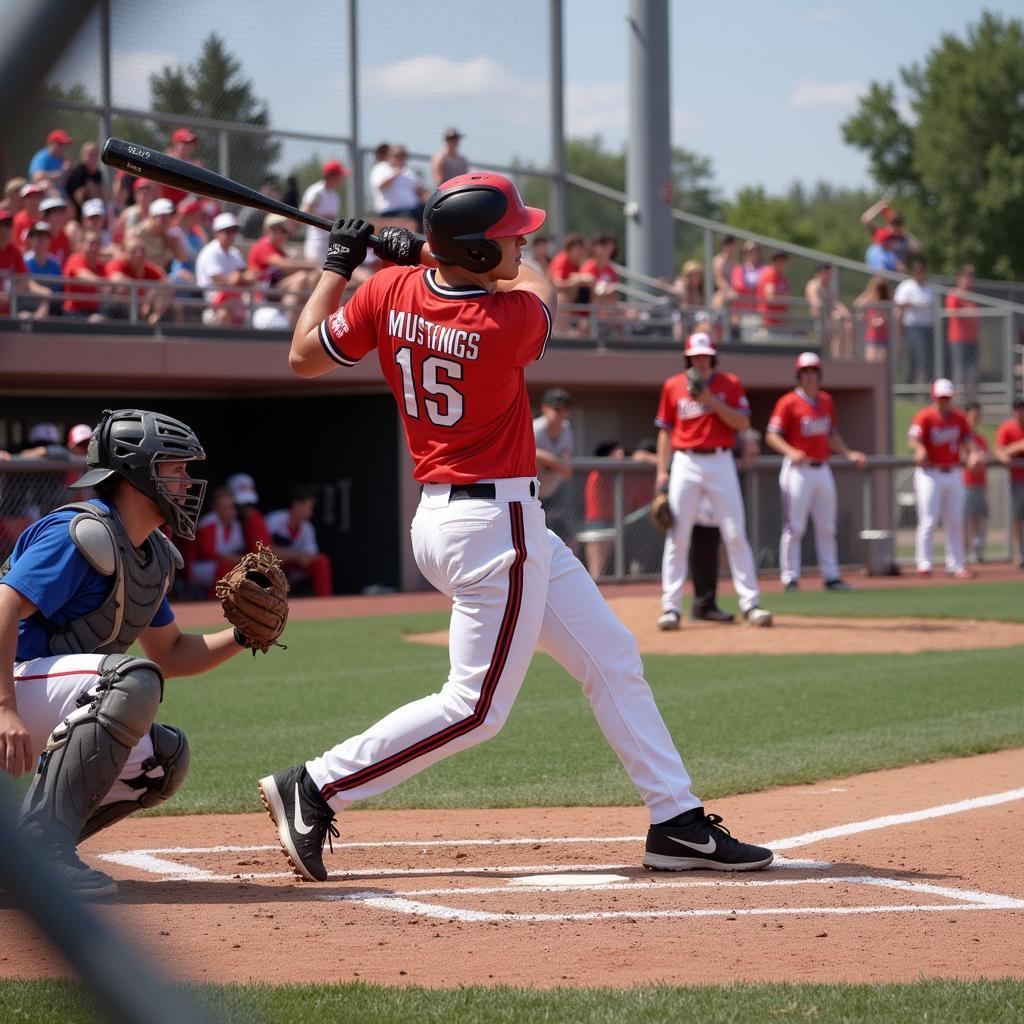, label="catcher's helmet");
[424,172,546,273]
[70,409,207,538]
